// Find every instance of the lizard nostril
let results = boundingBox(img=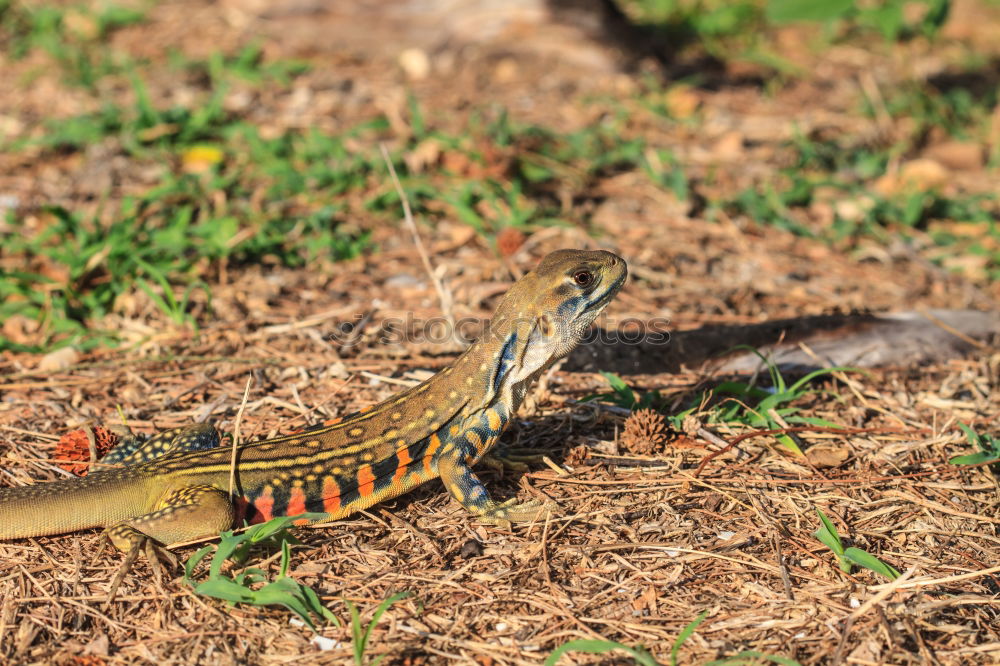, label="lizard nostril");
[608,256,618,267]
